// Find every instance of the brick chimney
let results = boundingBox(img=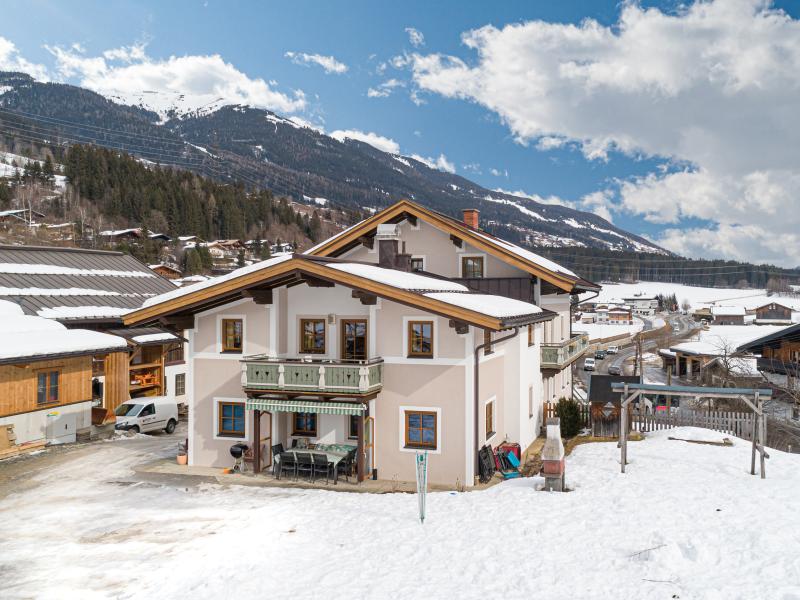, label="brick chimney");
[462,208,480,229]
